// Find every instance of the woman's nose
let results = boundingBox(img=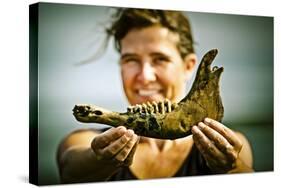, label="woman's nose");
[136,62,156,84]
